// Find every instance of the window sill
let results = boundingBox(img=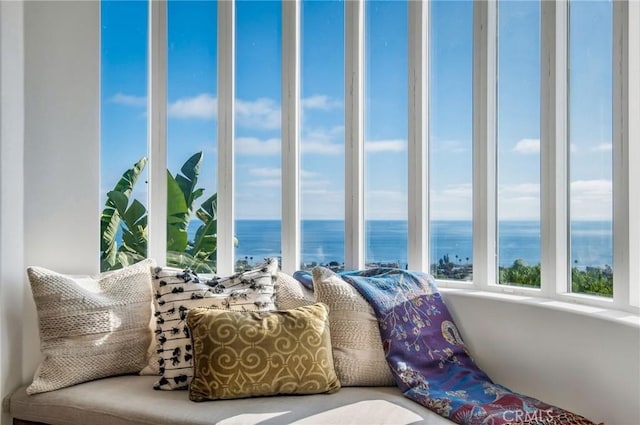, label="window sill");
[438,286,640,329]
